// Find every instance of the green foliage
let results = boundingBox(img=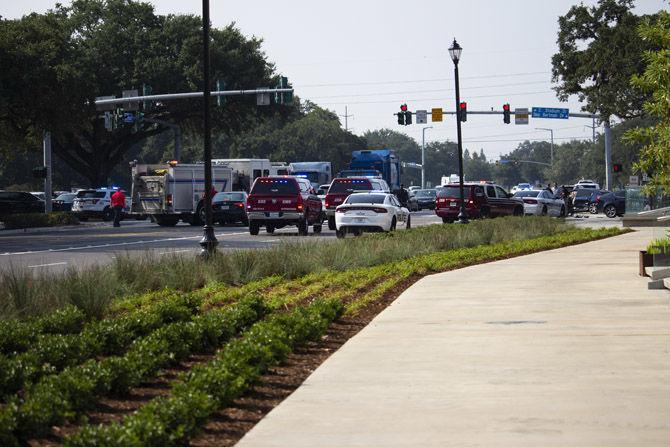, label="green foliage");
[626,11,670,193]
[0,306,85,354]
[551,0,658,119]
[64,298,341,447]
[1,212,79,229]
